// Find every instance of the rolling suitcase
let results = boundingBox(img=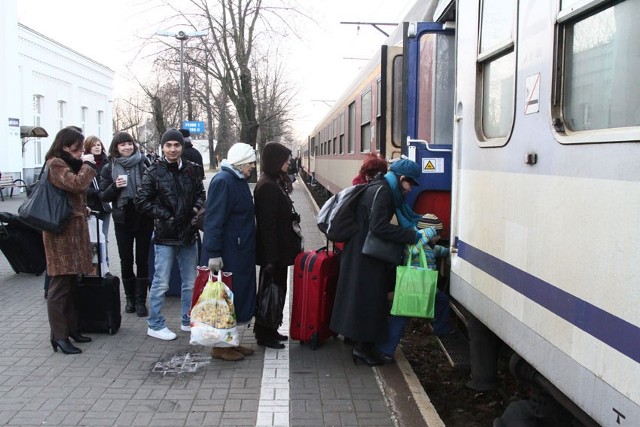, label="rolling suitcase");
[76,214,121,334]
[290,246,340,349]
[0,212,46,275]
